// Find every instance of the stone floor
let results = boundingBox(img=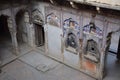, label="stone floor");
[0,49,120,80]
[0,38,120,80]
[104,53,120,80]
[0,50,95,80]
[0,41,32,66]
